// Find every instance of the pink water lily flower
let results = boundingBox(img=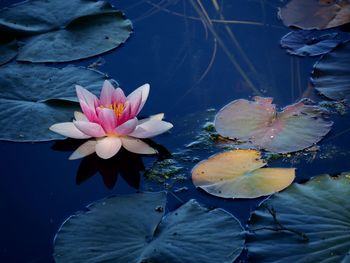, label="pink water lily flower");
[50,80,173,160]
